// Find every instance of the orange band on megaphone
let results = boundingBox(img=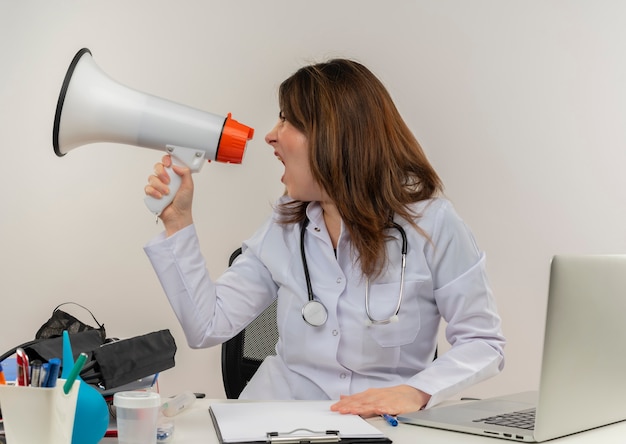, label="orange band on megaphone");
[216,113,254,164]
